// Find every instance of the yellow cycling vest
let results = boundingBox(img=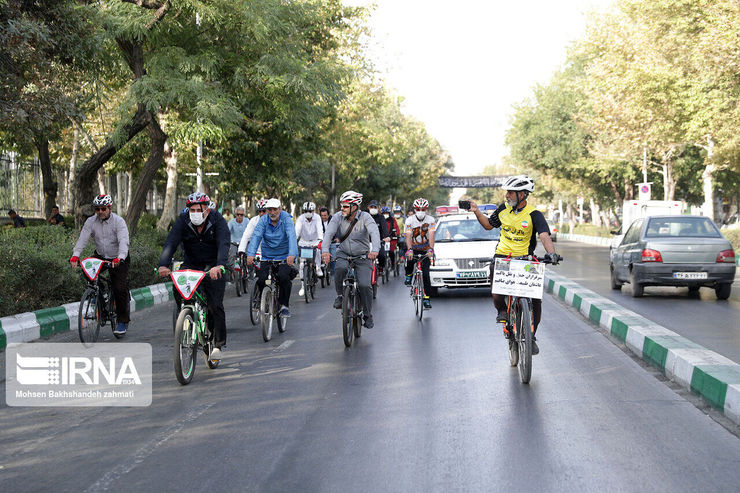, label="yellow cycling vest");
[495,203,537,257]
